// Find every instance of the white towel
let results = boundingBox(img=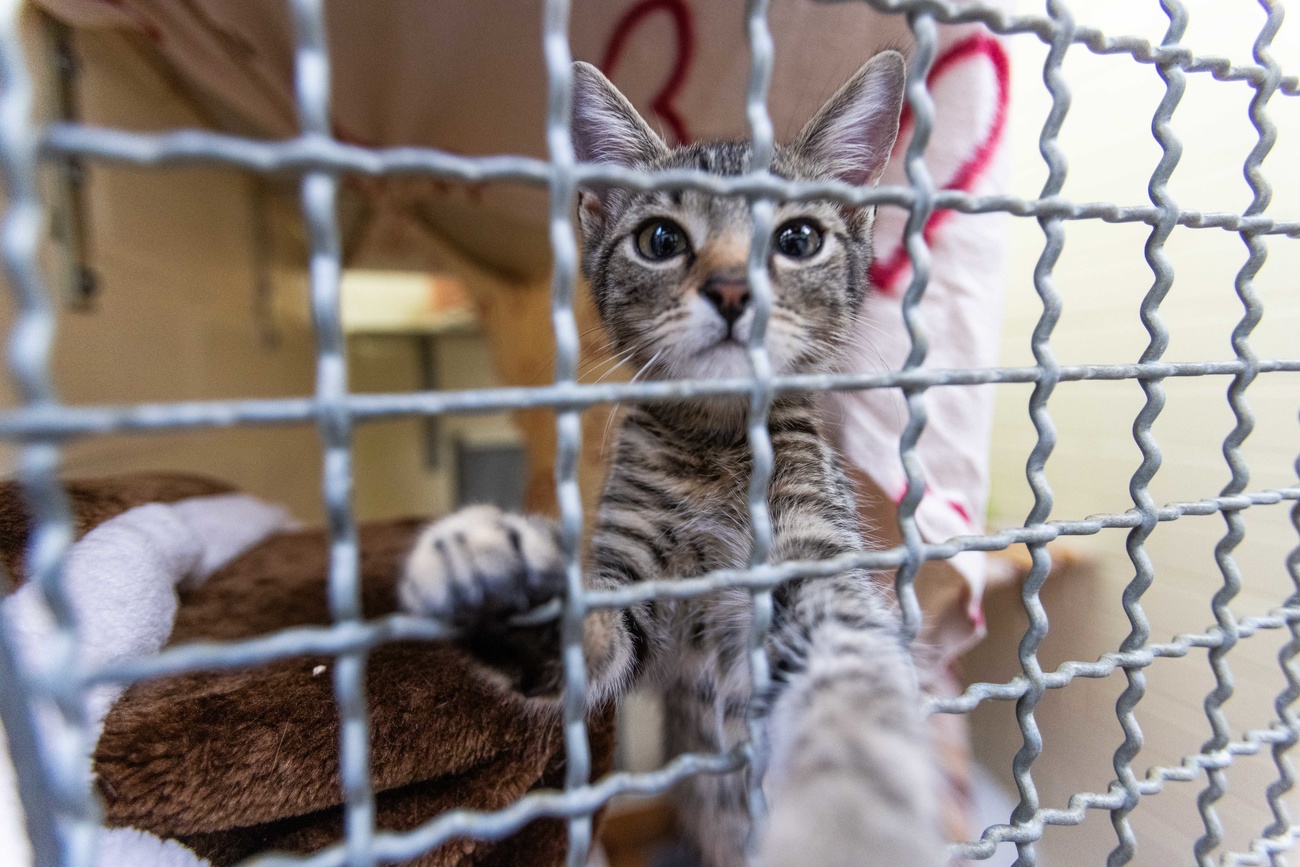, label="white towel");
[829,19,1012,657]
